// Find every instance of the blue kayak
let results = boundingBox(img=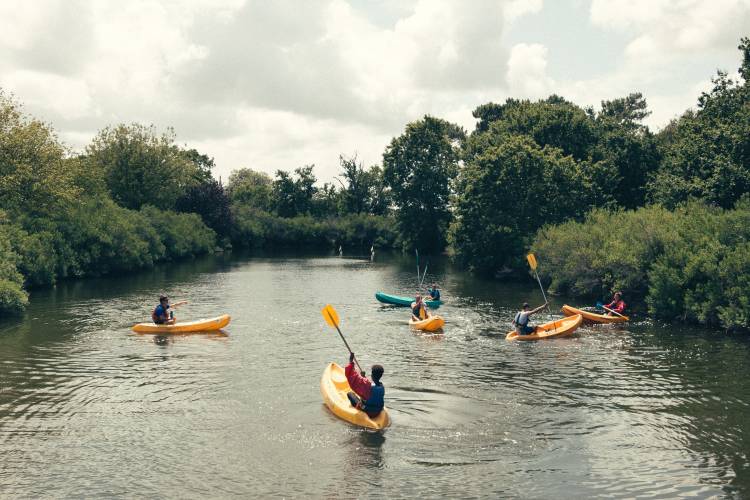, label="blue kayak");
[375,291,442,308]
